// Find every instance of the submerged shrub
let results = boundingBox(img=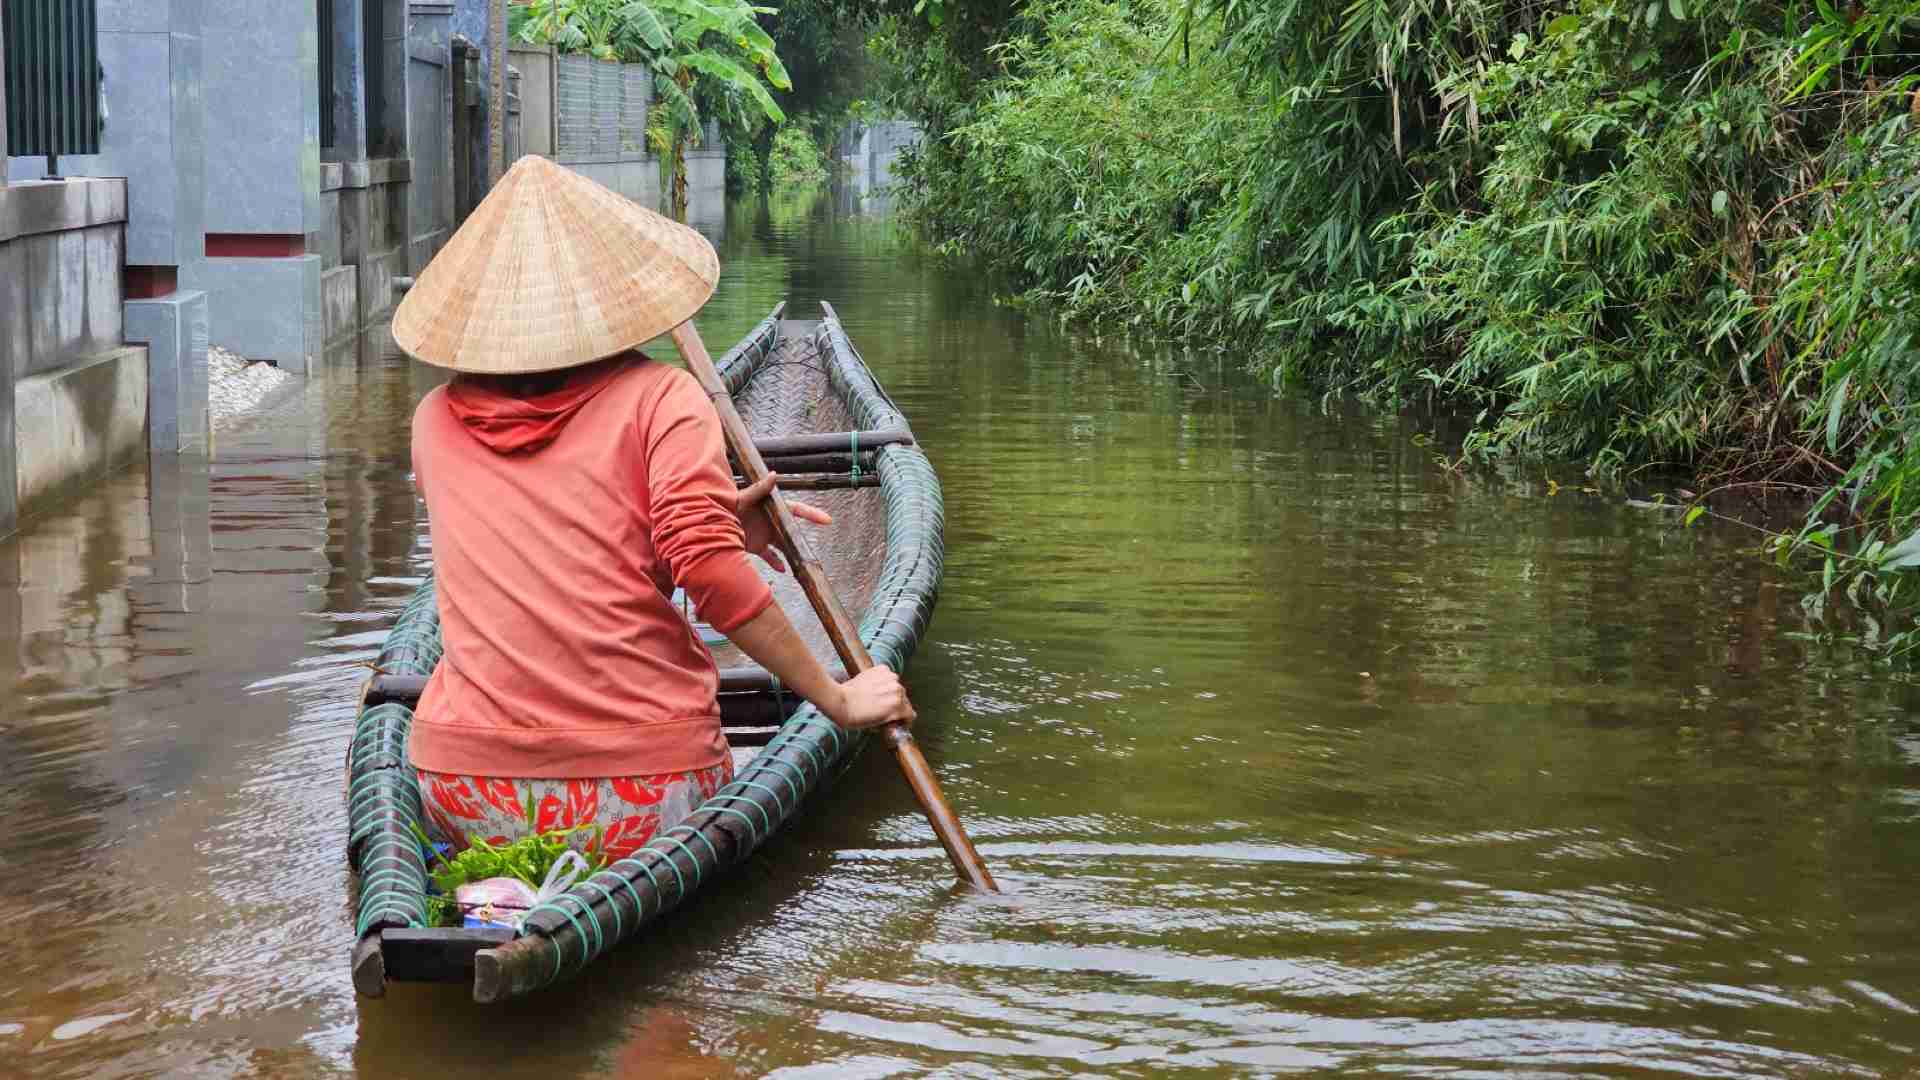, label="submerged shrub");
[769,124,830,186]
[885,0,1920,656]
